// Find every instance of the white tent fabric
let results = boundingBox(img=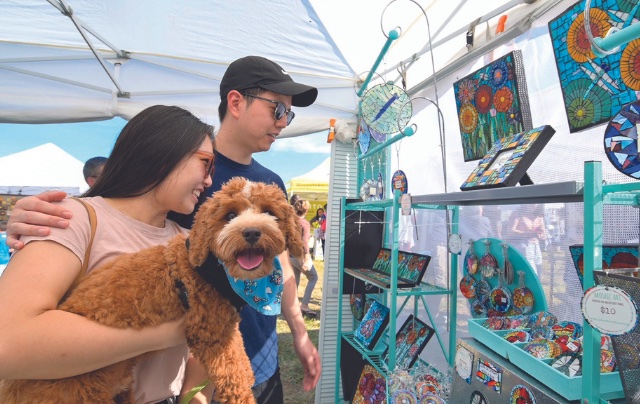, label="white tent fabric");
[0,143,88,195]
[0,0,359,137]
